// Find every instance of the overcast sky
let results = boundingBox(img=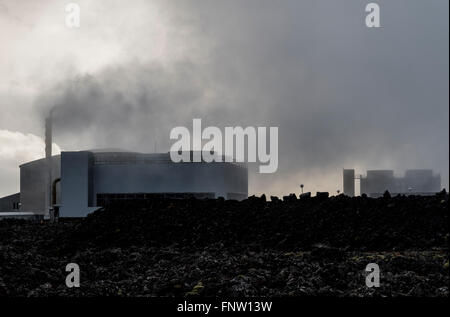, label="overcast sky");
[0,0,448,197]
